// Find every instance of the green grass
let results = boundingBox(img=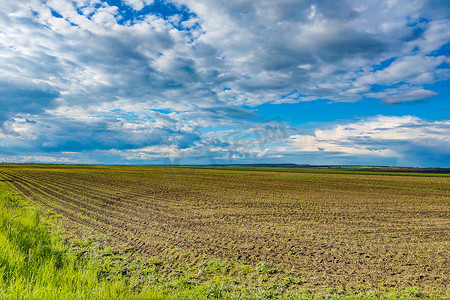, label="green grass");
[0,183,148,299]
[182,166,450,177]
[0,180,446,299]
